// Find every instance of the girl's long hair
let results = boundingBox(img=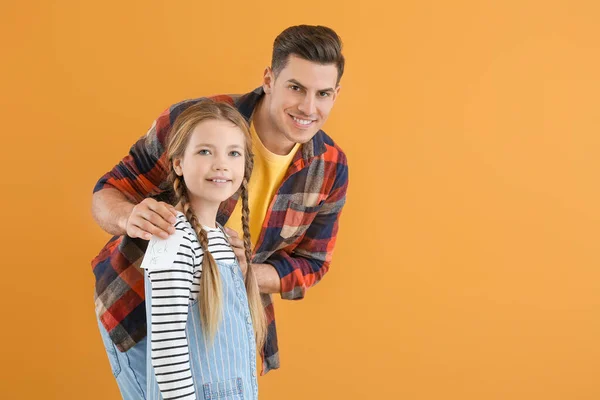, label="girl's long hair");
[165,99,266,347]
